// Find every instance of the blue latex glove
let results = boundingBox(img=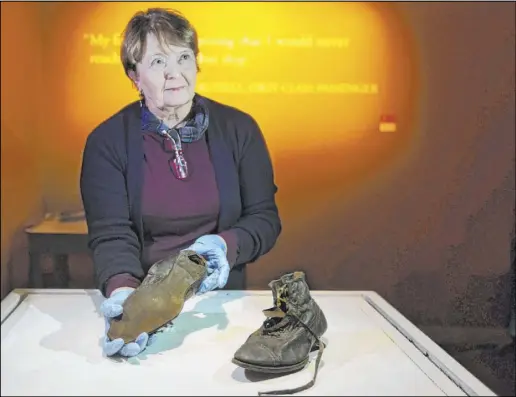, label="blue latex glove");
[100,288,151,357]
[186,234,230,294]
